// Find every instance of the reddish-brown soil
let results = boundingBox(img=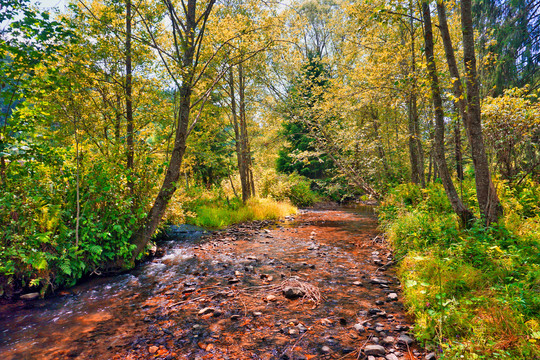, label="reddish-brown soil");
[0,208,429,360]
